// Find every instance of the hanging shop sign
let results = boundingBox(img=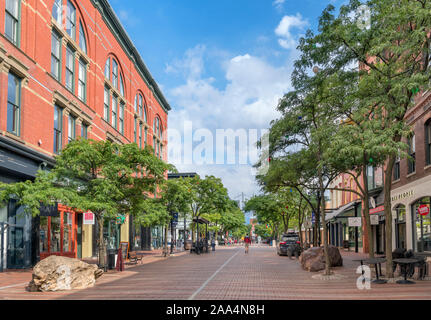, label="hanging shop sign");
[83,211,95,225]
[348,217,362,227]
[370,215,379,225]
[369,205,385,215]
[418,205,430,216]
